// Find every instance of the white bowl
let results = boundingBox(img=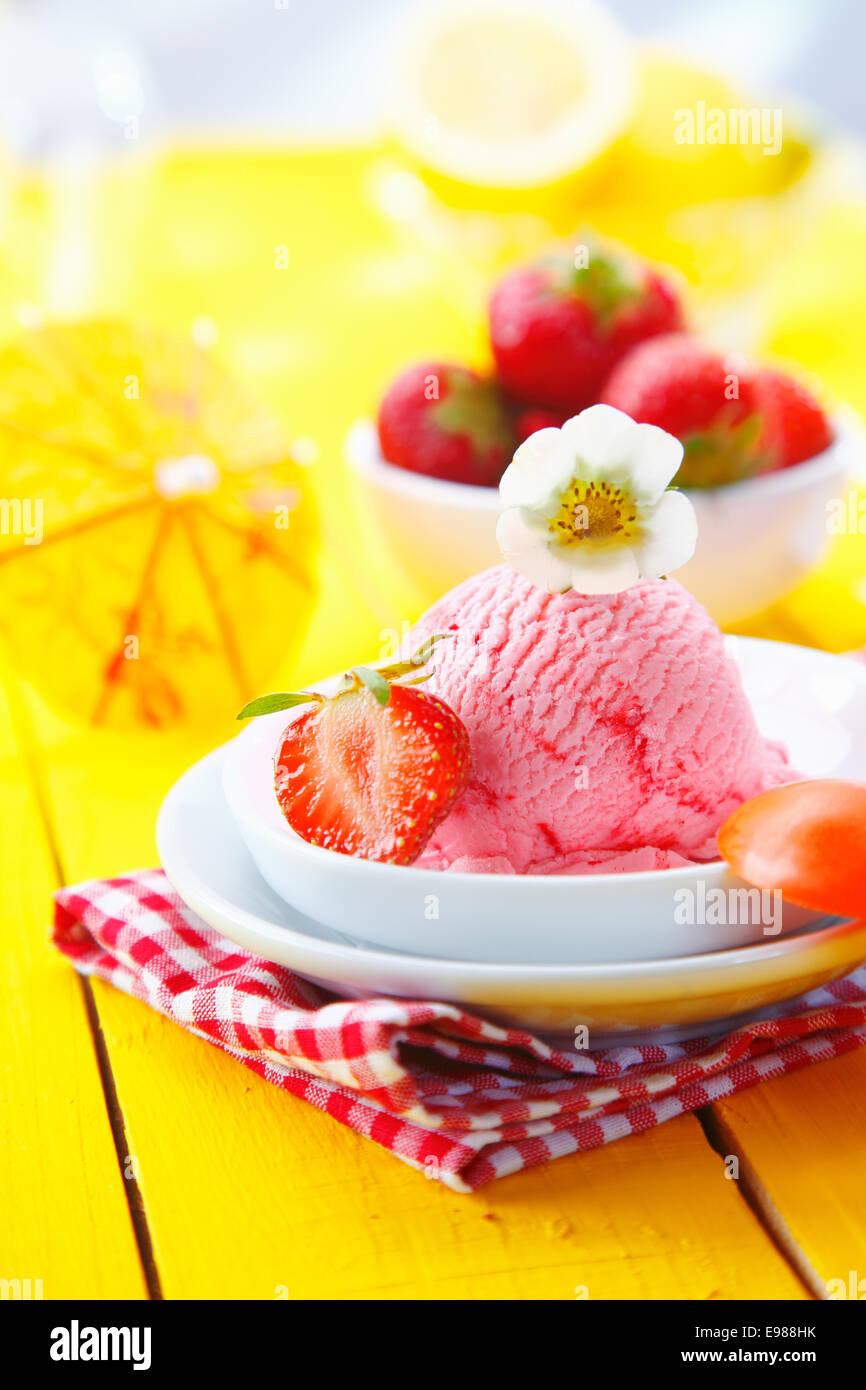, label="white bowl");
[159,744,866,1045]
[346,414,857,626]
[221,636,866,965]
